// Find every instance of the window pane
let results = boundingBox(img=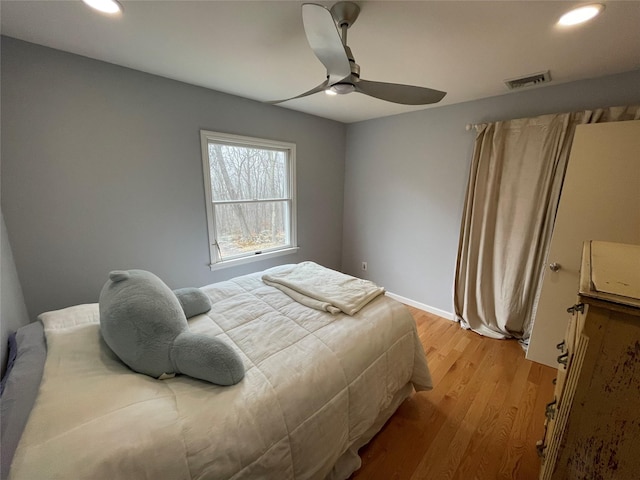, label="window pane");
[214,201,289,258]
[208,143,287,201]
